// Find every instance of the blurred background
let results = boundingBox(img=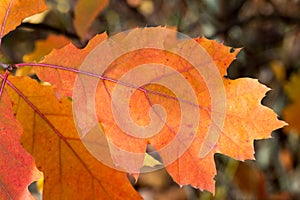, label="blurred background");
[1,0,300,199]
